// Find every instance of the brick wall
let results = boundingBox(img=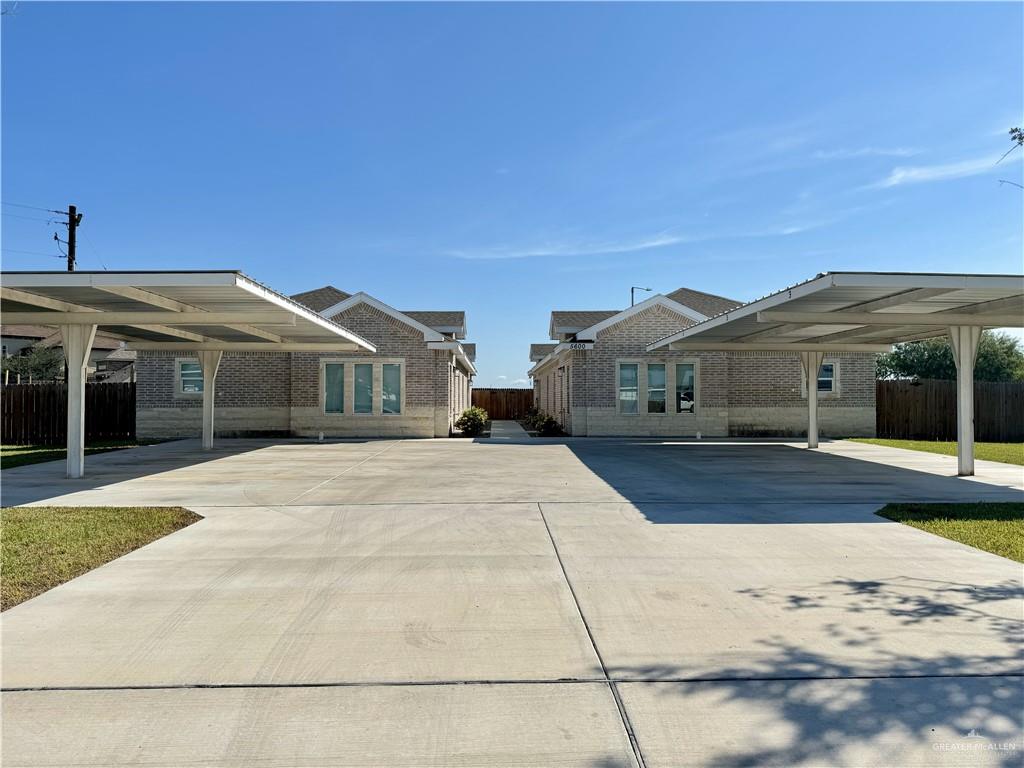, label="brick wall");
[529,304,877,438]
